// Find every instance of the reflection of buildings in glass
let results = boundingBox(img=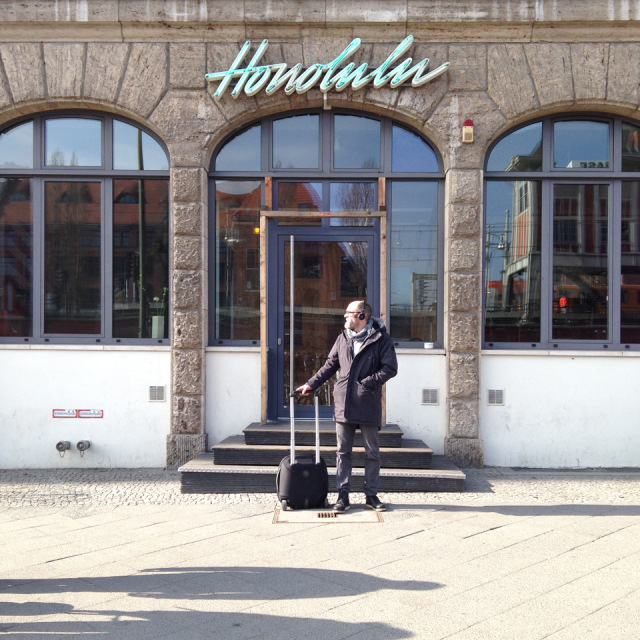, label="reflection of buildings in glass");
[551,184,608,335]
[112,179,169,338]
[0,179,32,336]
[621,183,640,333]
[215,182,261,340]
[485,180,541,341]
[44,181,103,334]
[390,224,437,342]
[285,241,368,406]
